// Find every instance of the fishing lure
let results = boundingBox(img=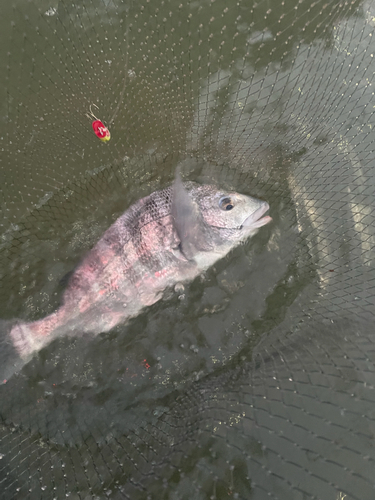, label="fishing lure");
[86,104,111,142]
